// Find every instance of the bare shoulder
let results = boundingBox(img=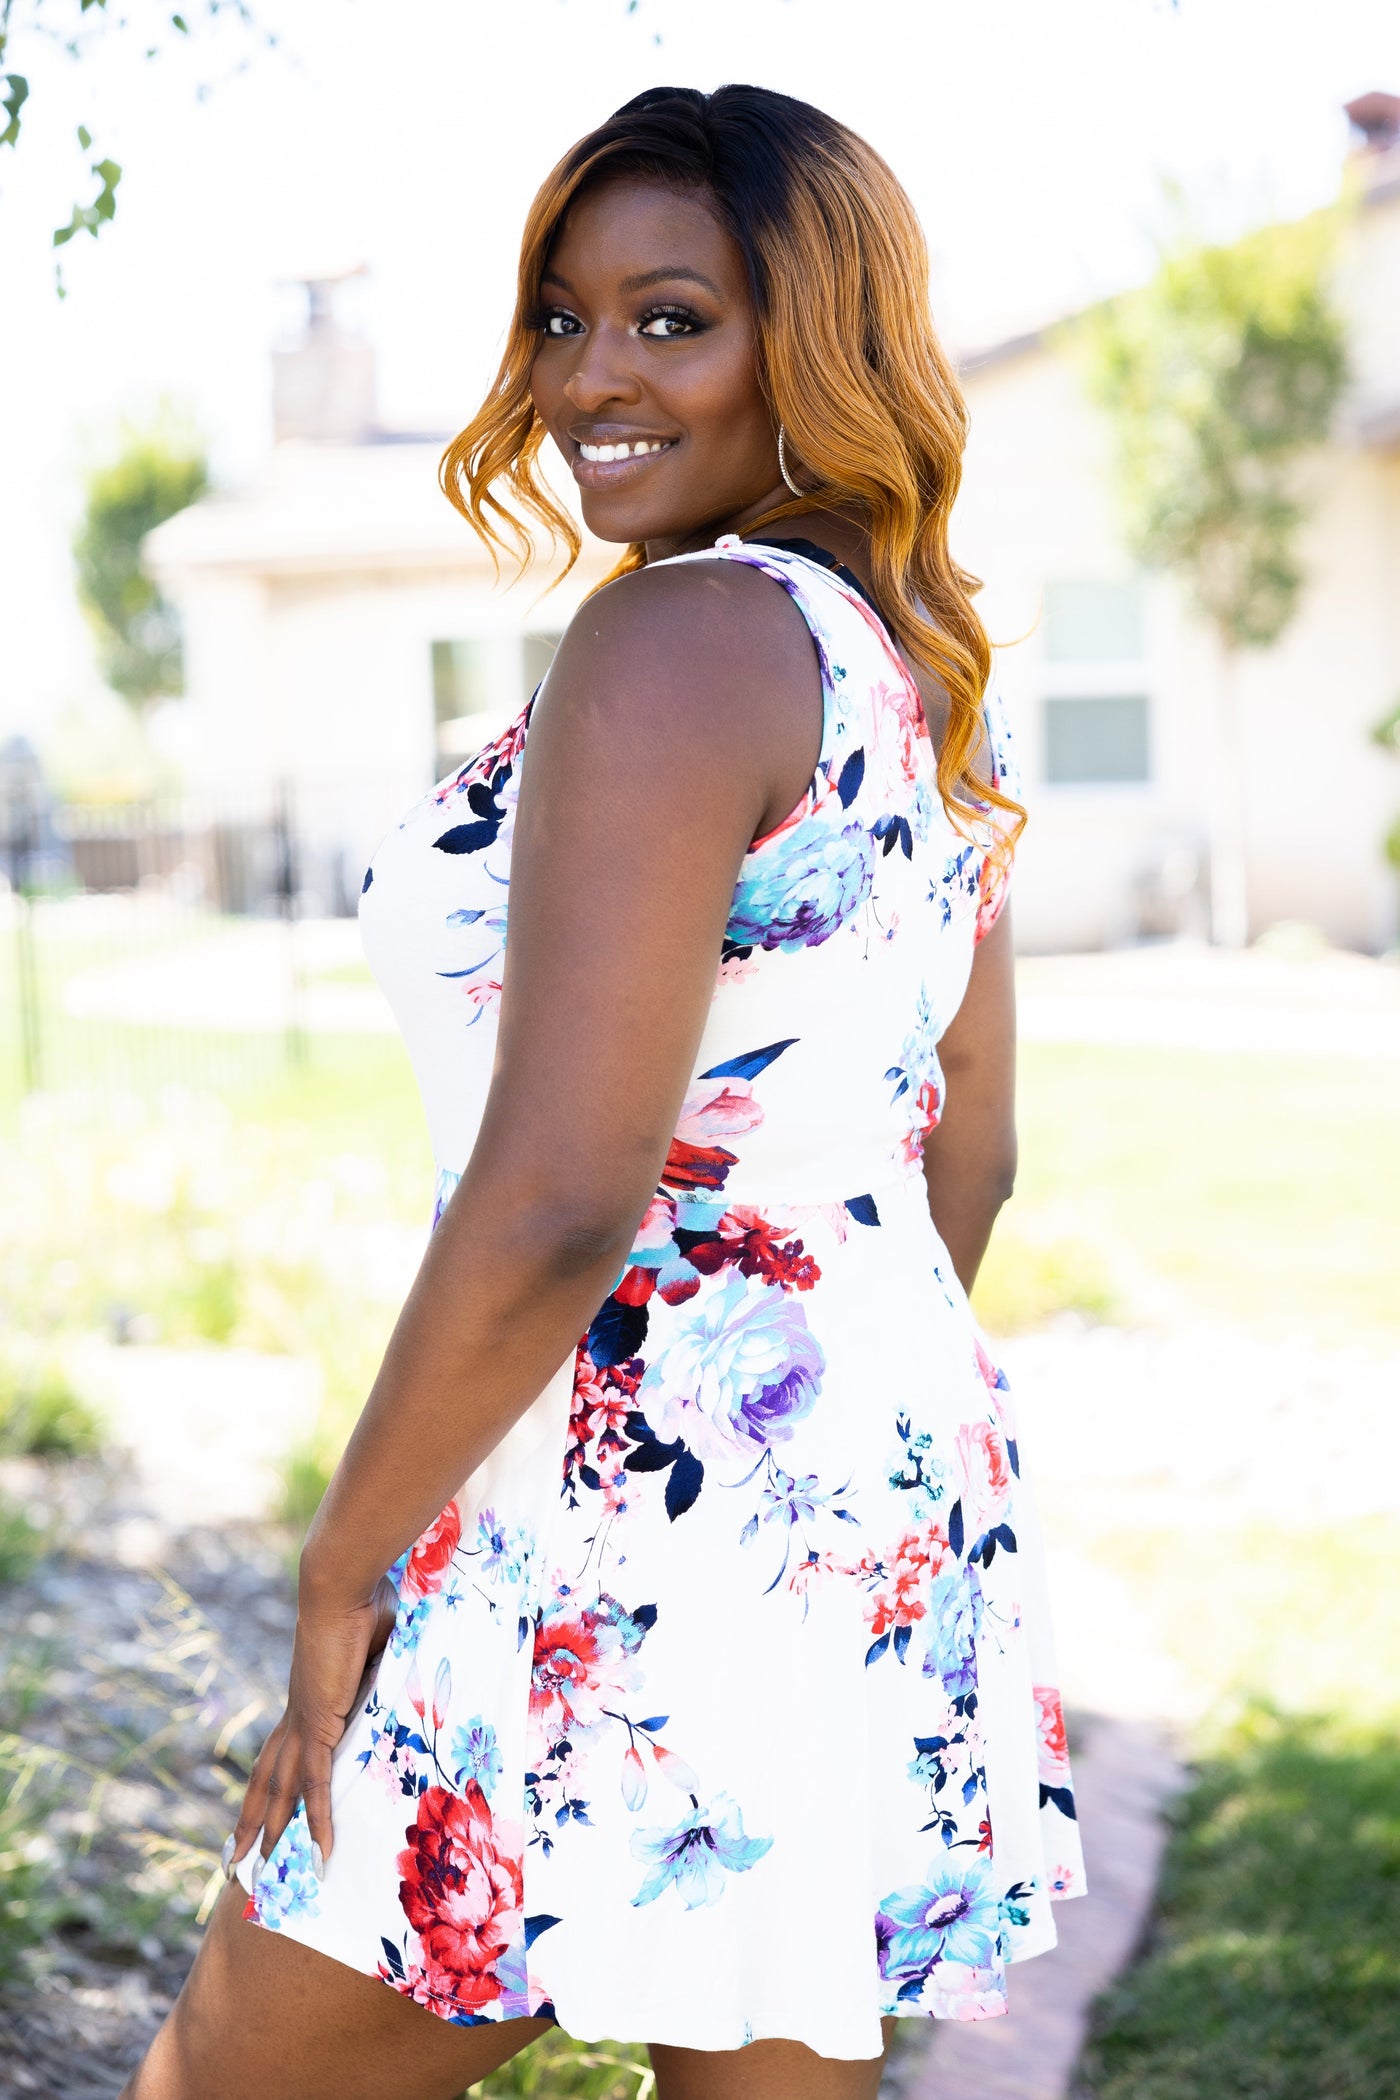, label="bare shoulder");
[545,554,820,746]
